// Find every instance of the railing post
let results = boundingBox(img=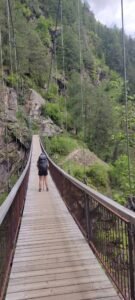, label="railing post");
[128,223,135,300]
[85,196,90,241]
